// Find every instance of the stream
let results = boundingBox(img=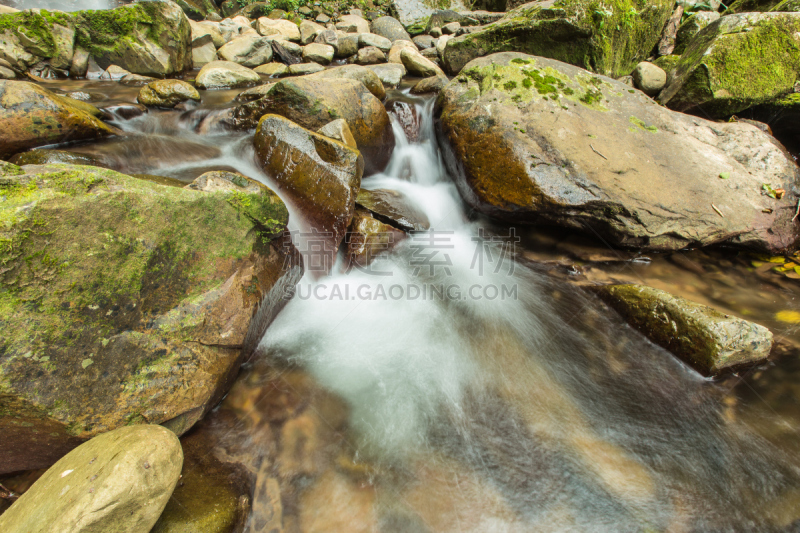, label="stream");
[29,77,800,531]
